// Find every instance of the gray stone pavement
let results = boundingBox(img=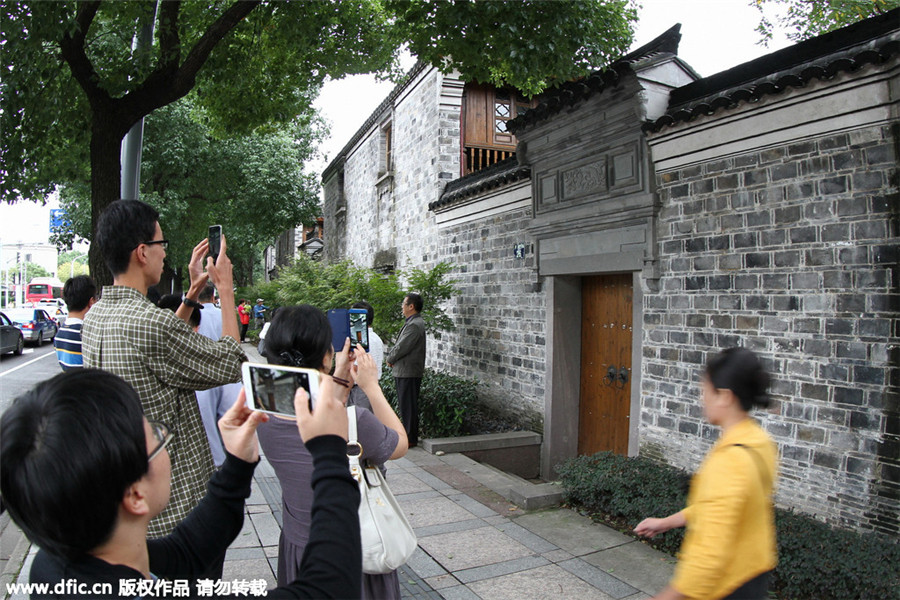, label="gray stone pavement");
[2,344,677,599]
